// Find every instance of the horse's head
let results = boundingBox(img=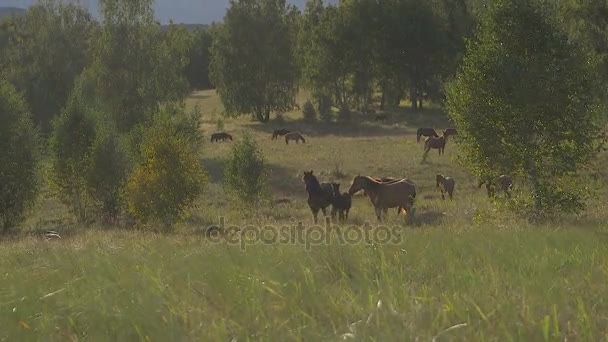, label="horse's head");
[348,175,367,196]
[436,174,443,188]
[228,134,233,140]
